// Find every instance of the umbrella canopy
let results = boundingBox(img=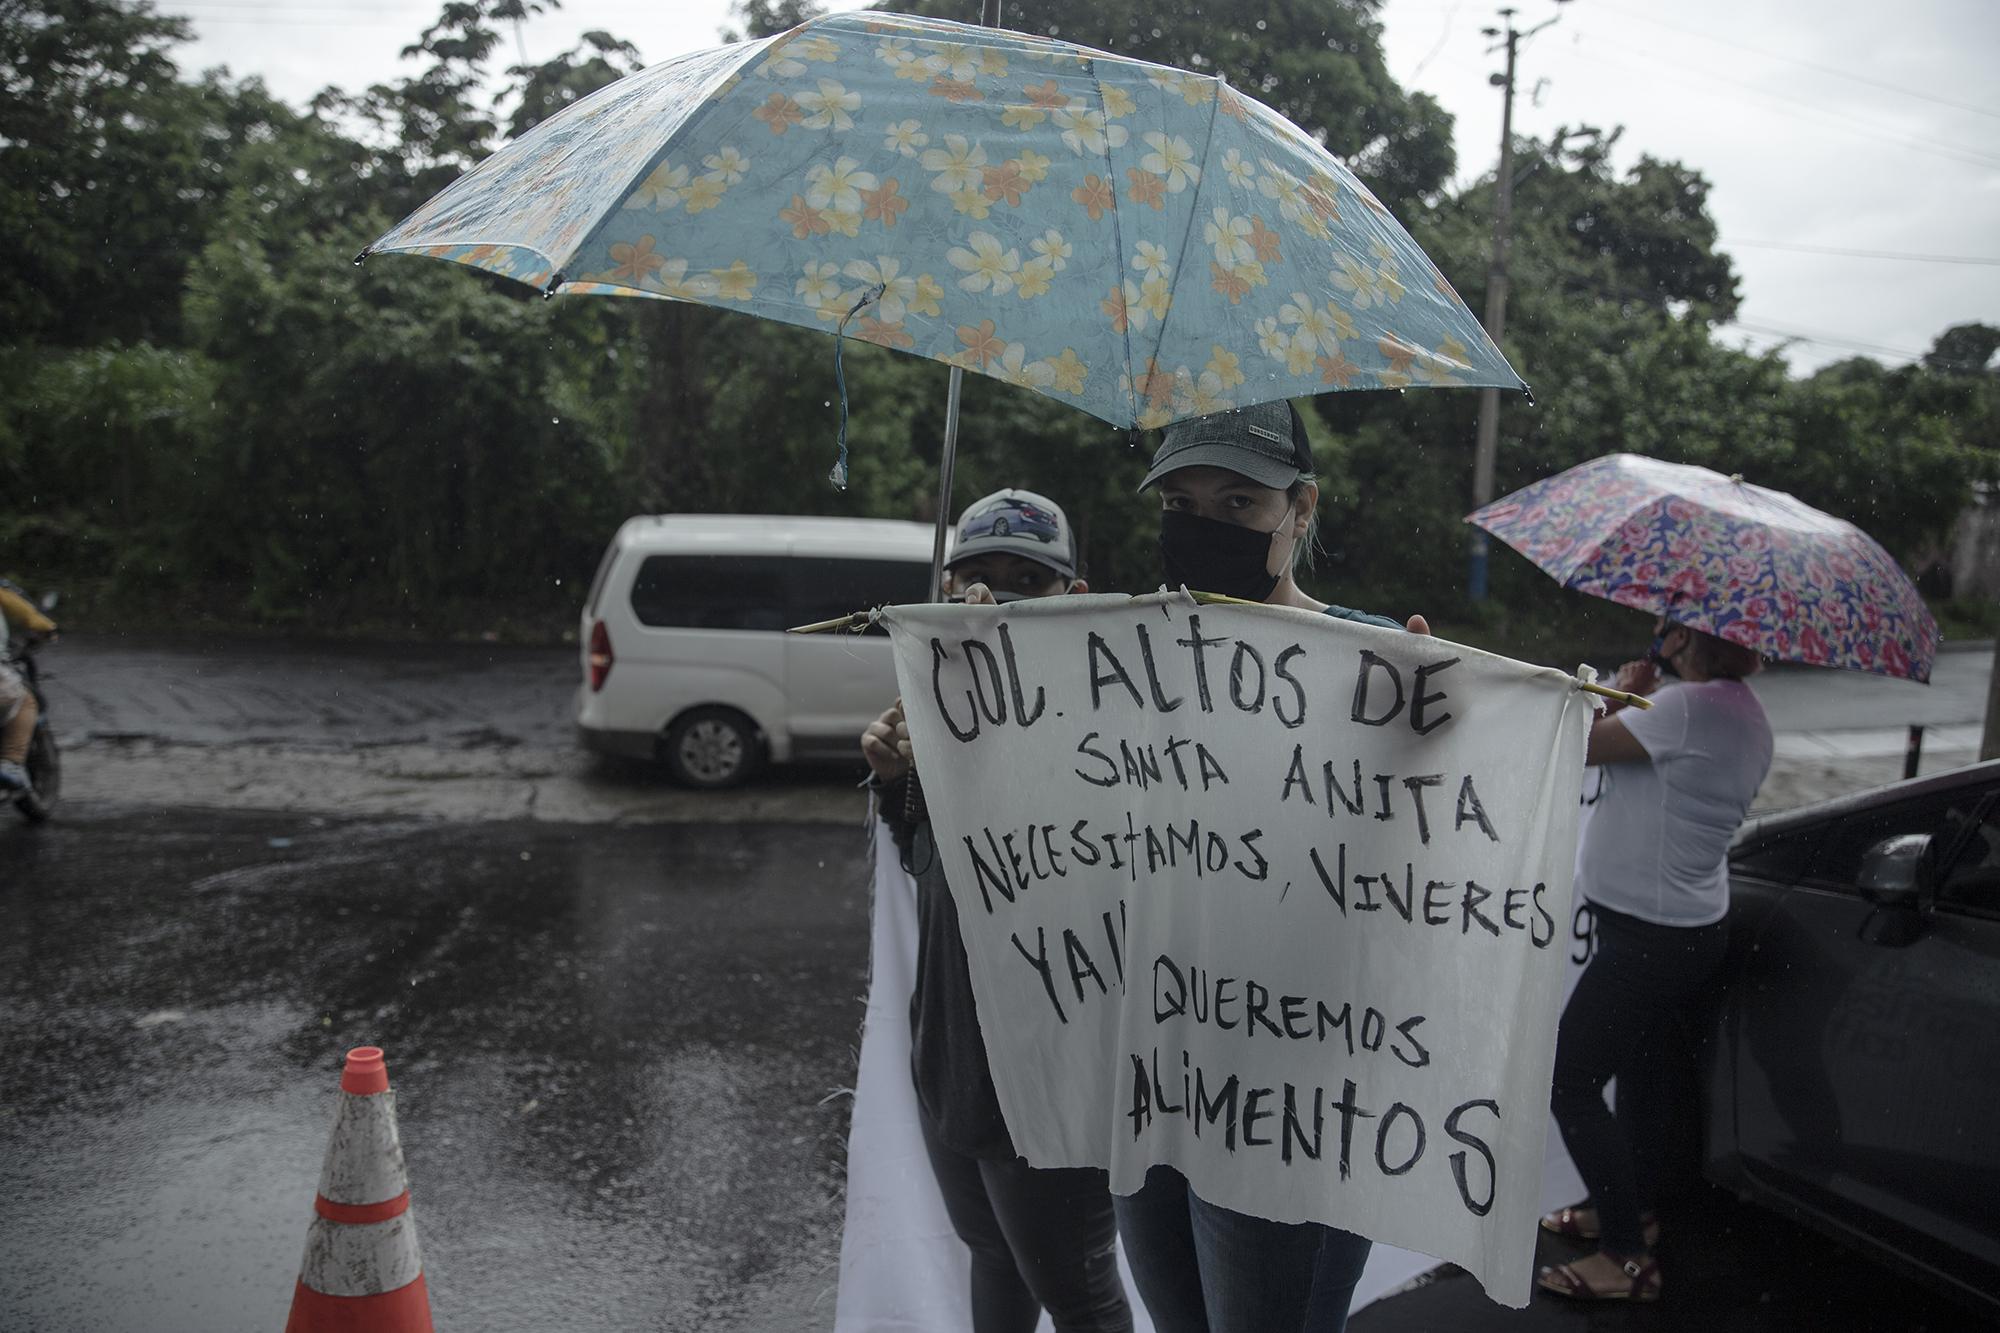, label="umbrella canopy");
[1467,453,1941,682]
[365,10,1521,431]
